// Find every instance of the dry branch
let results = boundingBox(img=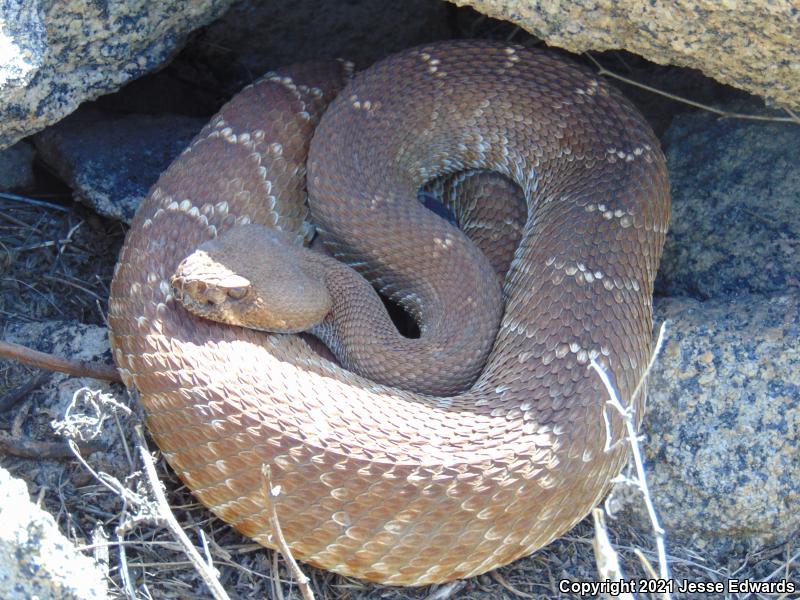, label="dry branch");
[0,339,121,382]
